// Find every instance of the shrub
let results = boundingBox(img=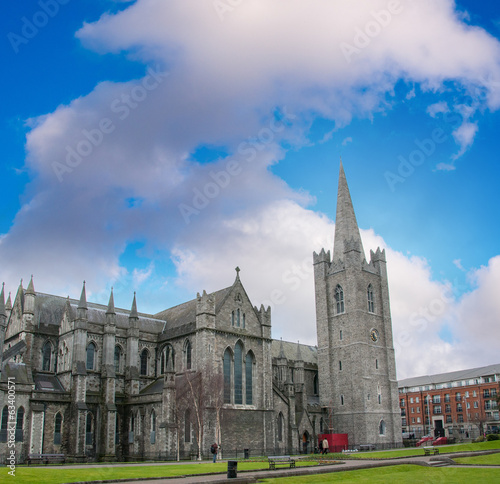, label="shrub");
[486,434,499,441]
[473,436,485,443]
